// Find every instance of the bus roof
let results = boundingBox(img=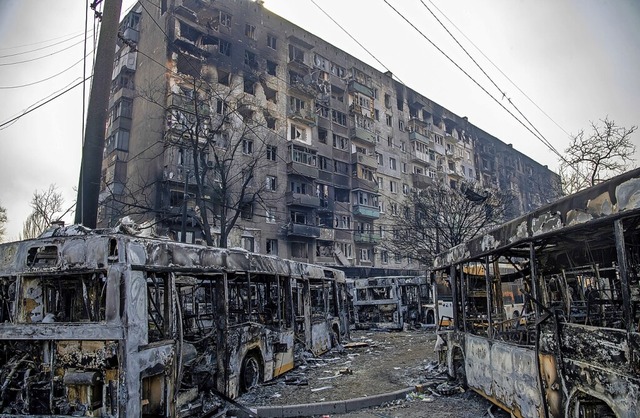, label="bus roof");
[0,231,345,281]
[433,167,640,269]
